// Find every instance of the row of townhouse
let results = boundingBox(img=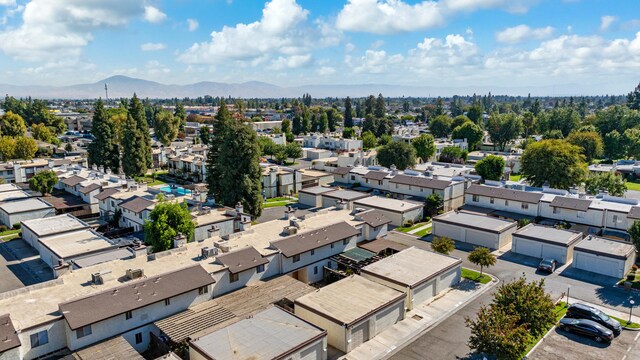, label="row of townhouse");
[303,134,363,152]
[261,165,302,198]
[55,166,128,214]
[330,165,468,211]
[167,153,207,183]
[0,206,390,359]
[0,156,86,184]
[465,184,640,233]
